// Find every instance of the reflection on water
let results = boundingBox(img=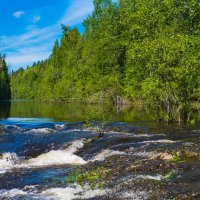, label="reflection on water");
[0,100,153,123]
[0,101,10,119]
[1,100,200,126]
